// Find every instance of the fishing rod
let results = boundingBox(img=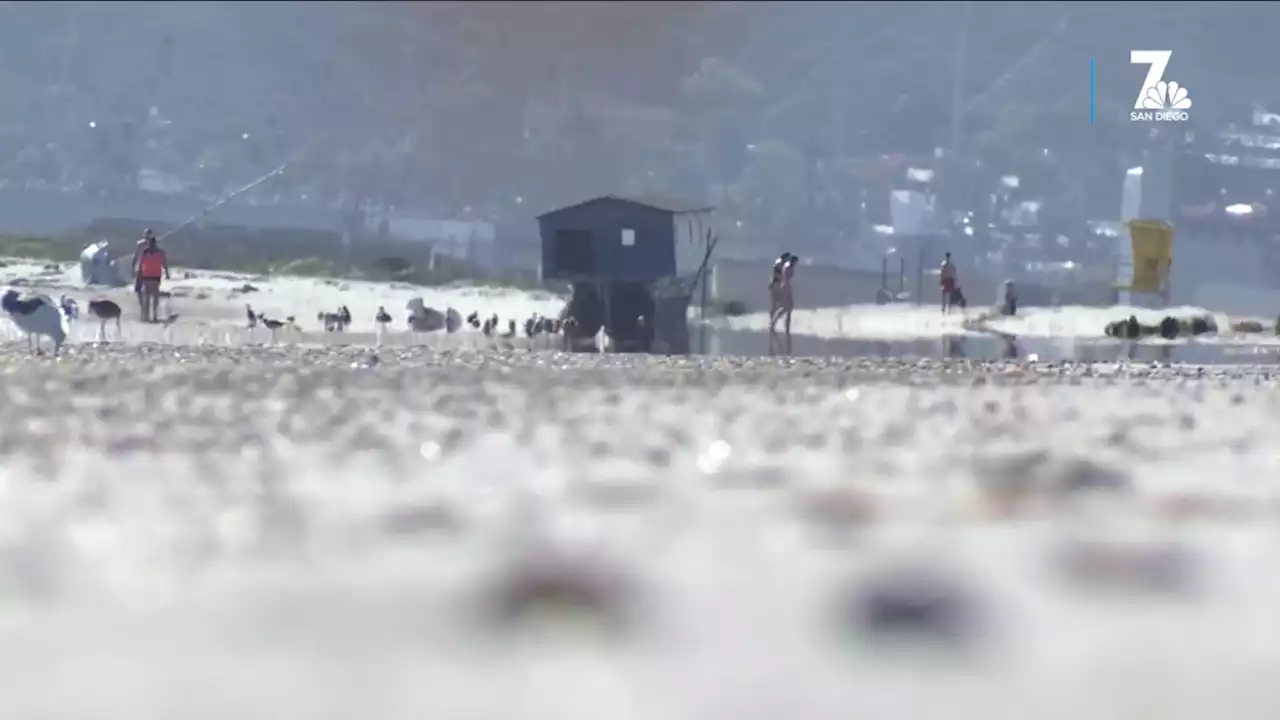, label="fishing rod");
[93,158,299,288]
[159,160,292,241]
